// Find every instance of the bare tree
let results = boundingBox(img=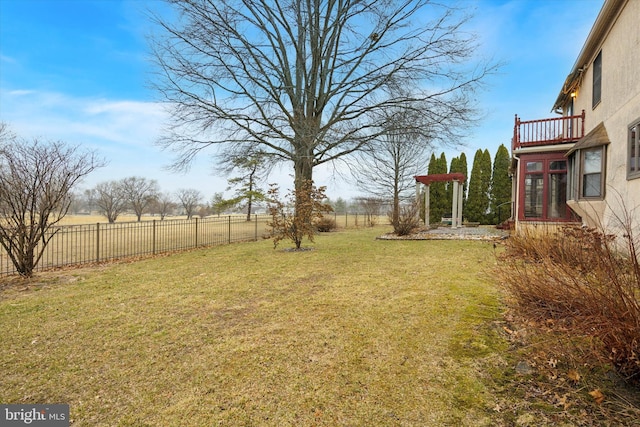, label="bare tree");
[121,176,160,221]
[176,188,202,219]
[149,192,177,220]
[355,197,387,227]
[354,103,433,229]
[150,0,495,210]
[91,181,127,223]
[0,126,104,276]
